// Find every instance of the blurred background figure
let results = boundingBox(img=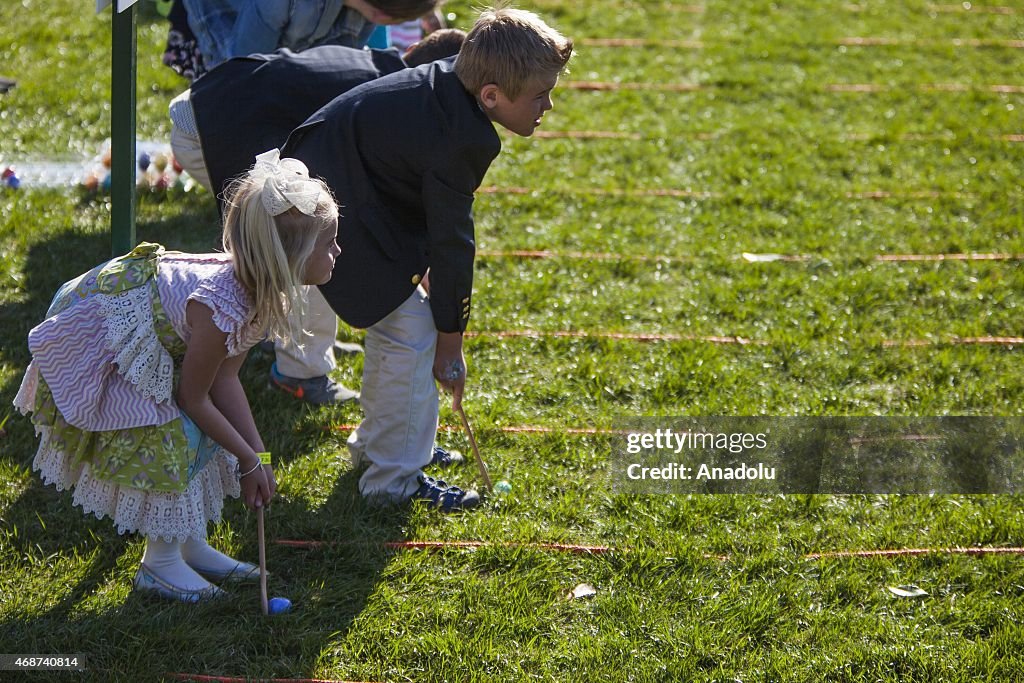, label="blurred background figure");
[163,0,441,81]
